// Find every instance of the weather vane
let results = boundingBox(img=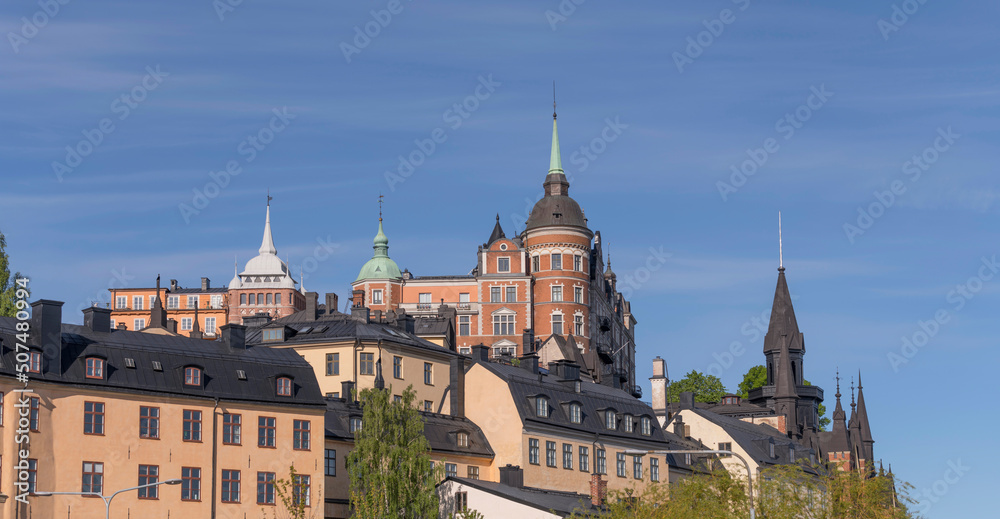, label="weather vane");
[378,193,384,221]
[267,188,272,206]
[553,81,557,119]
[778,211,783,269]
